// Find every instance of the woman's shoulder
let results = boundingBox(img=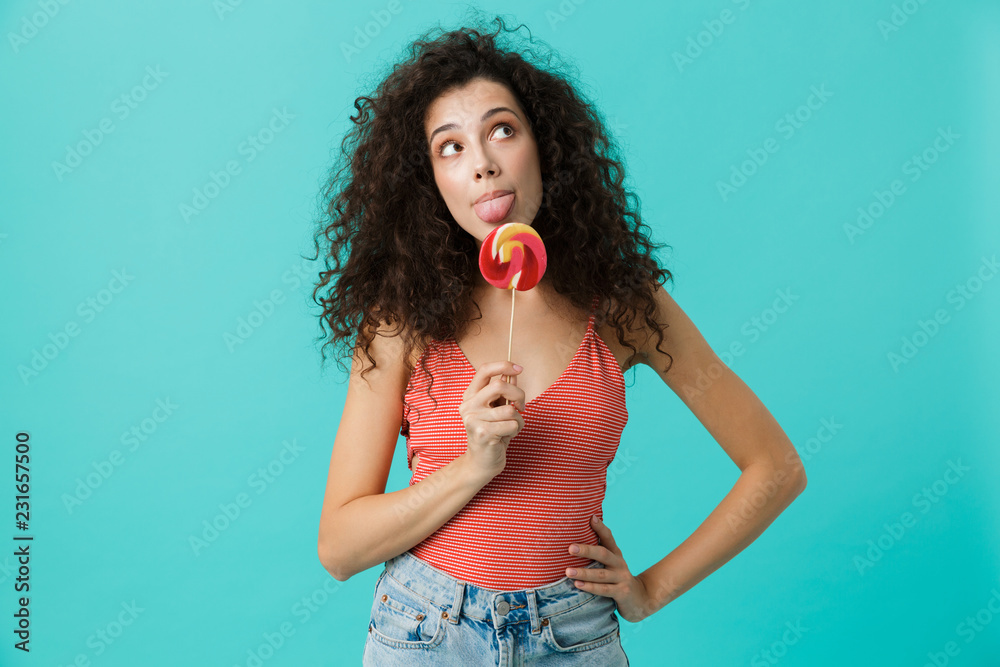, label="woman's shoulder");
[357,310,431,395]
[593,292,656,371]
